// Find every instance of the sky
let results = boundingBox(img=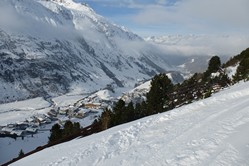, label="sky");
[76,0,249,37]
